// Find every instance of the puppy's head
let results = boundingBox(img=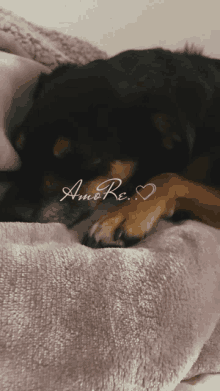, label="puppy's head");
[4,50,196,225]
